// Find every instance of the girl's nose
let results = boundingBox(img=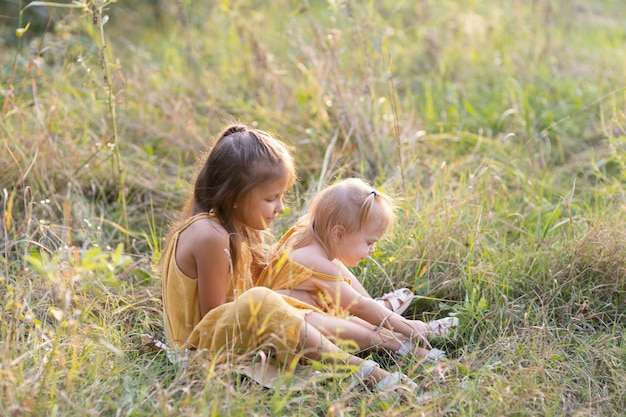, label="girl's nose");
[275,200,285,213]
